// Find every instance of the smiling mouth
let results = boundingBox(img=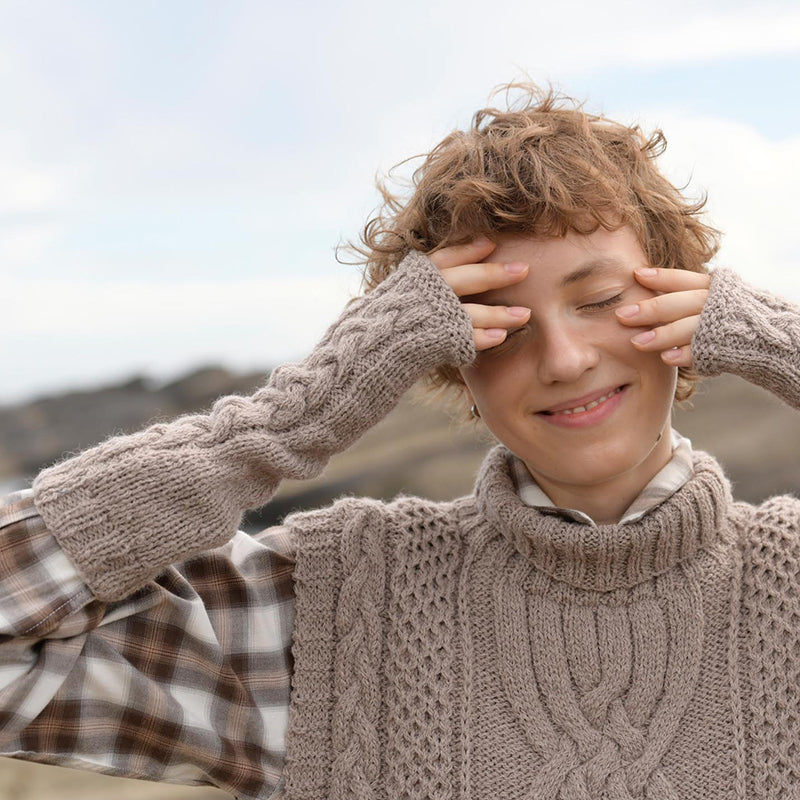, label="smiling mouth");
[539,385,627,416]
